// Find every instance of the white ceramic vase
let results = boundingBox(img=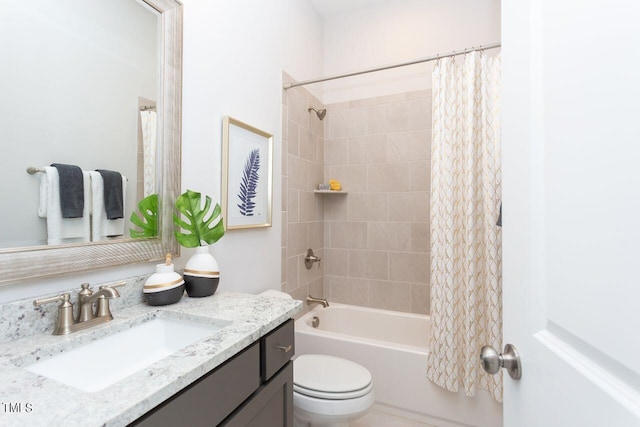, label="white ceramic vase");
[183,245,220,297]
